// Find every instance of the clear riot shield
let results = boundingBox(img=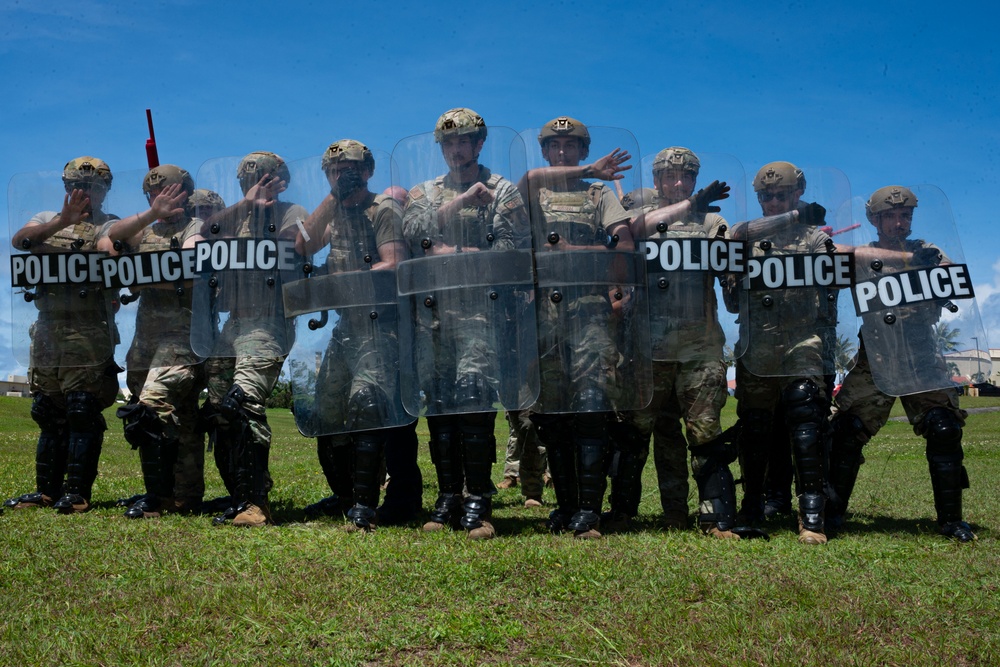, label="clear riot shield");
[96,167,184,377]
[281,151,412,437]
[190,156,305,360]
[634,151,747,364]
[7,169,118,372]
[736,166,859,380]
[850,185,990,396]
[392,127,538,418]
[519,125,651,413]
